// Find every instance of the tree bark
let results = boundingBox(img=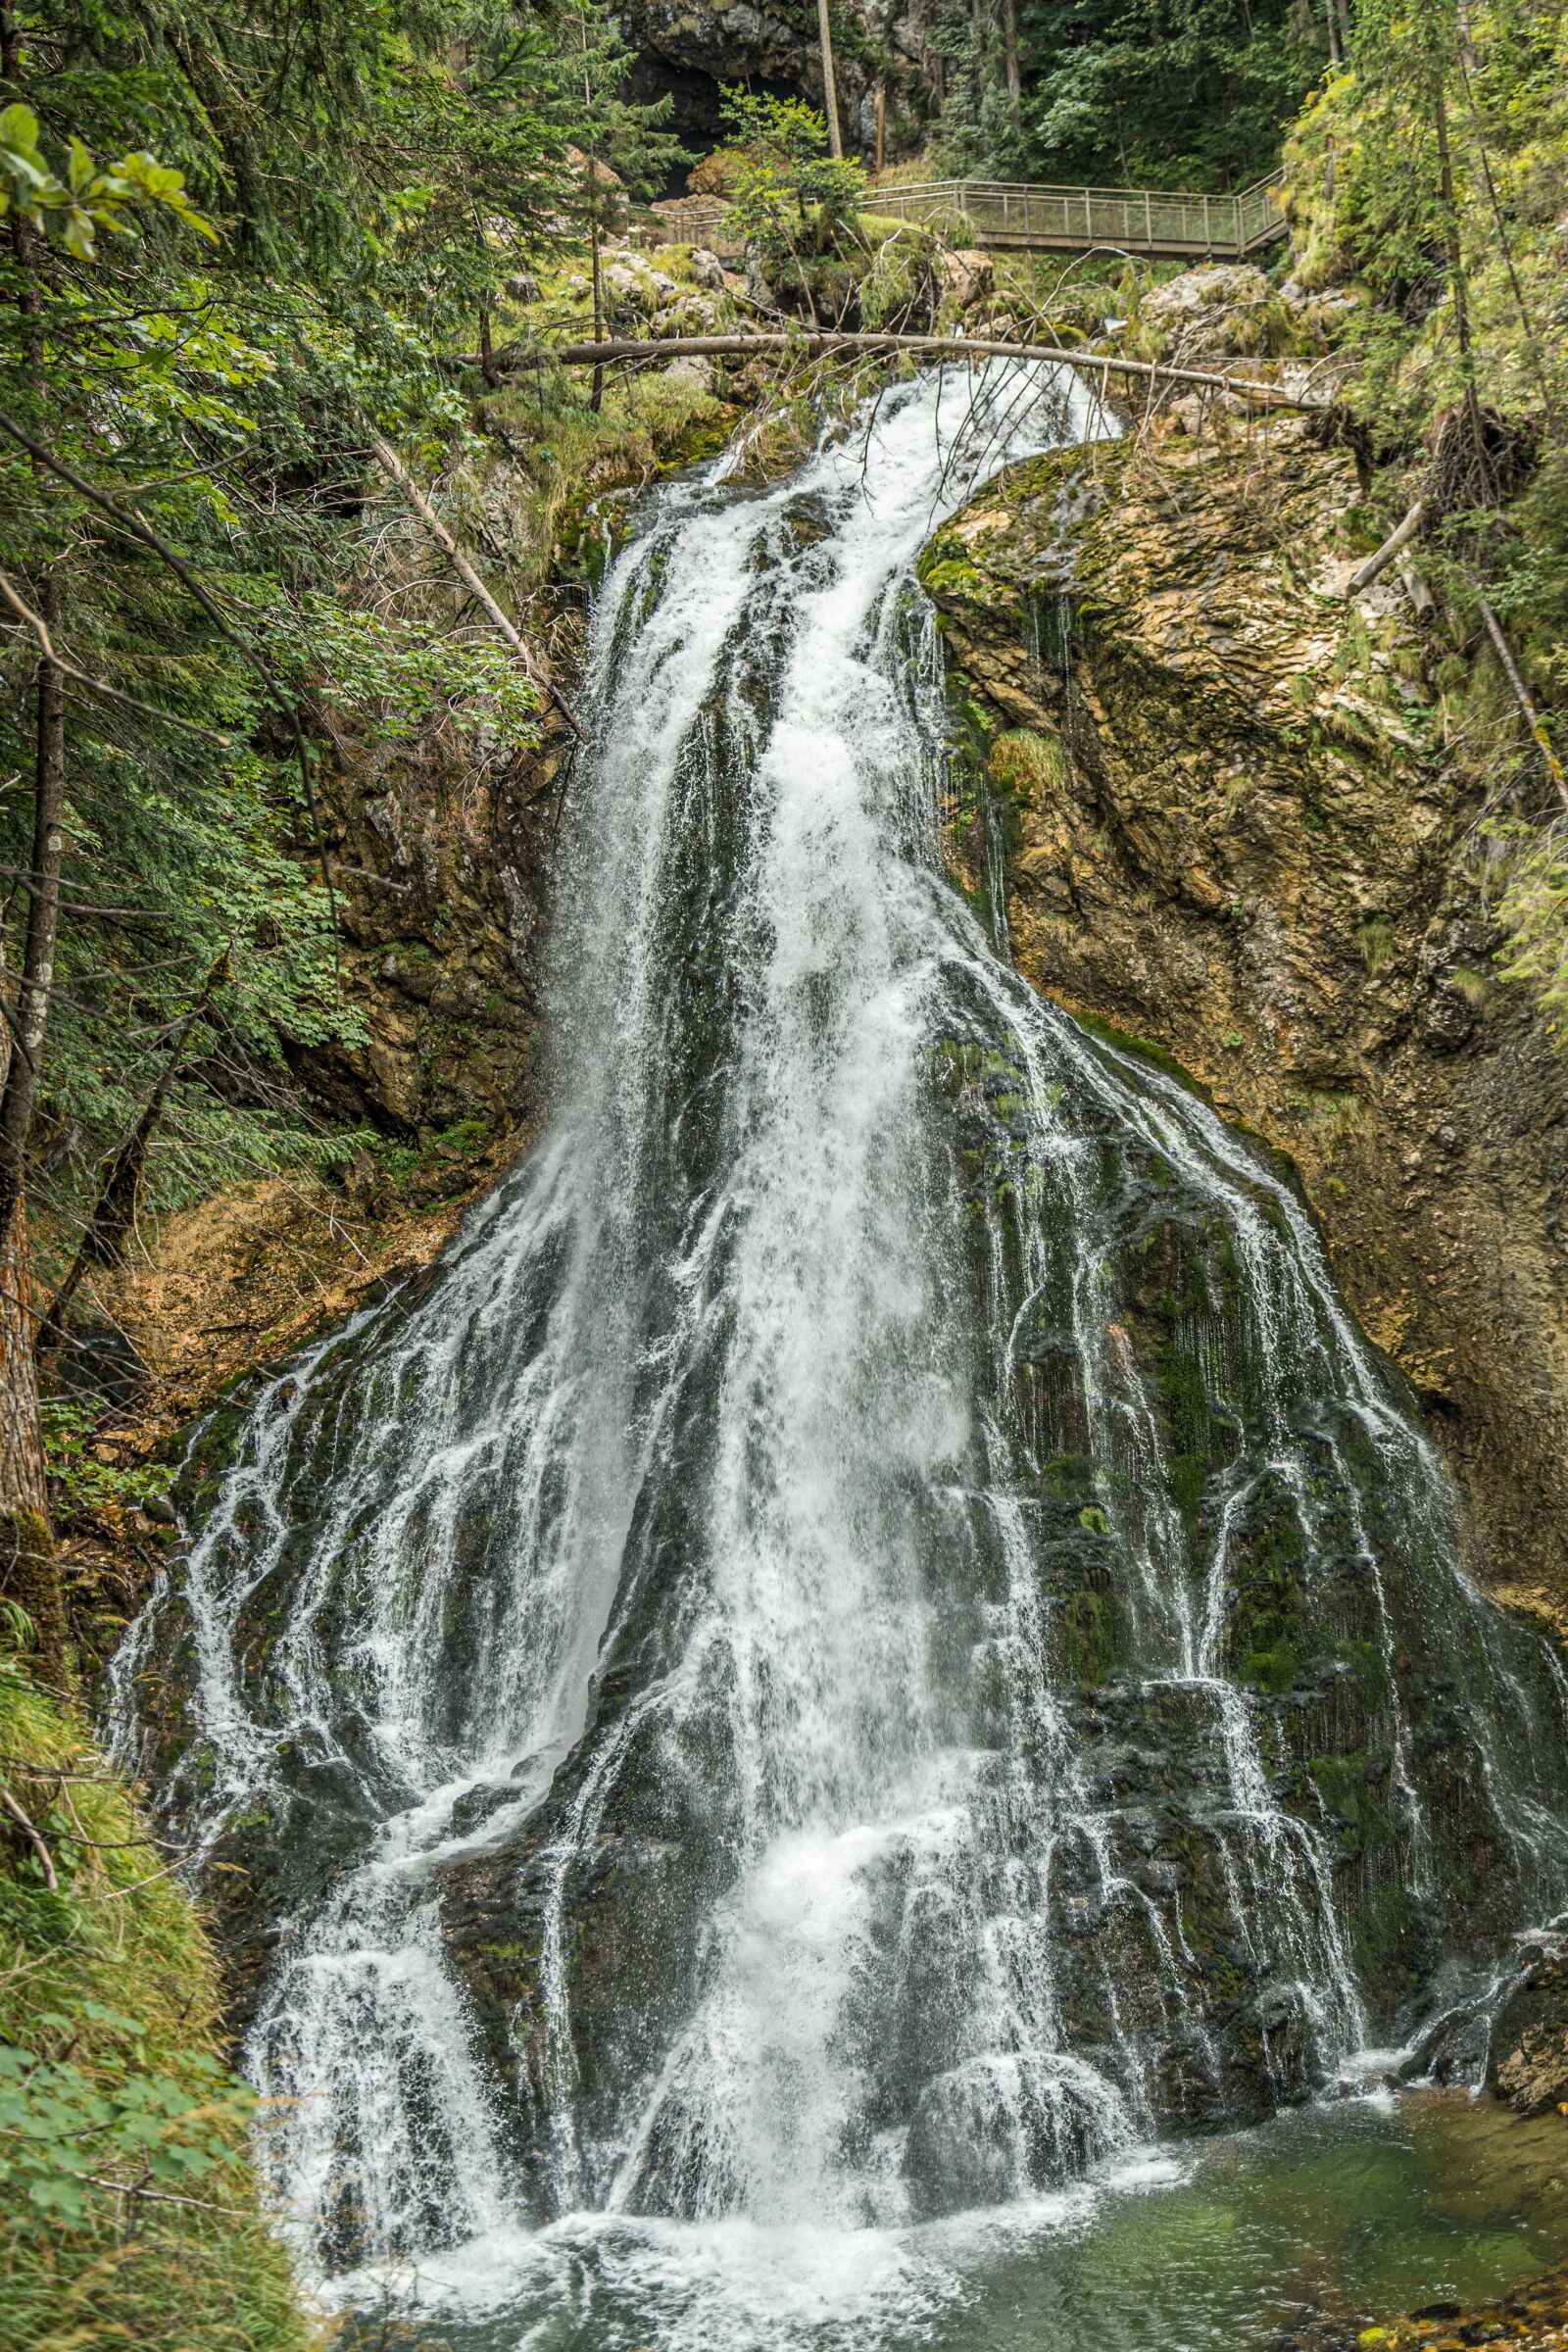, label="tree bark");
[0,573,65,1234]
[817,0,844,158]
[1345,499,1426,594]
[0,575,65,1672]
[1003,0,1022,136]
[0,1190,61,1672]
[528,330,1327,411]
